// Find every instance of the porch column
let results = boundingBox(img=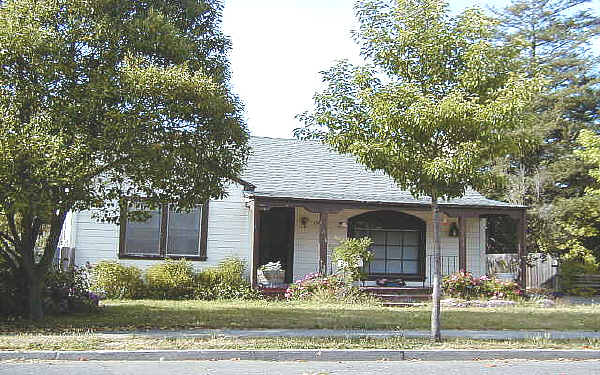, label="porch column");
[319,211,328,275]
[458,216,467,272]
[517,209,527,289]
[251,203,261,287]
